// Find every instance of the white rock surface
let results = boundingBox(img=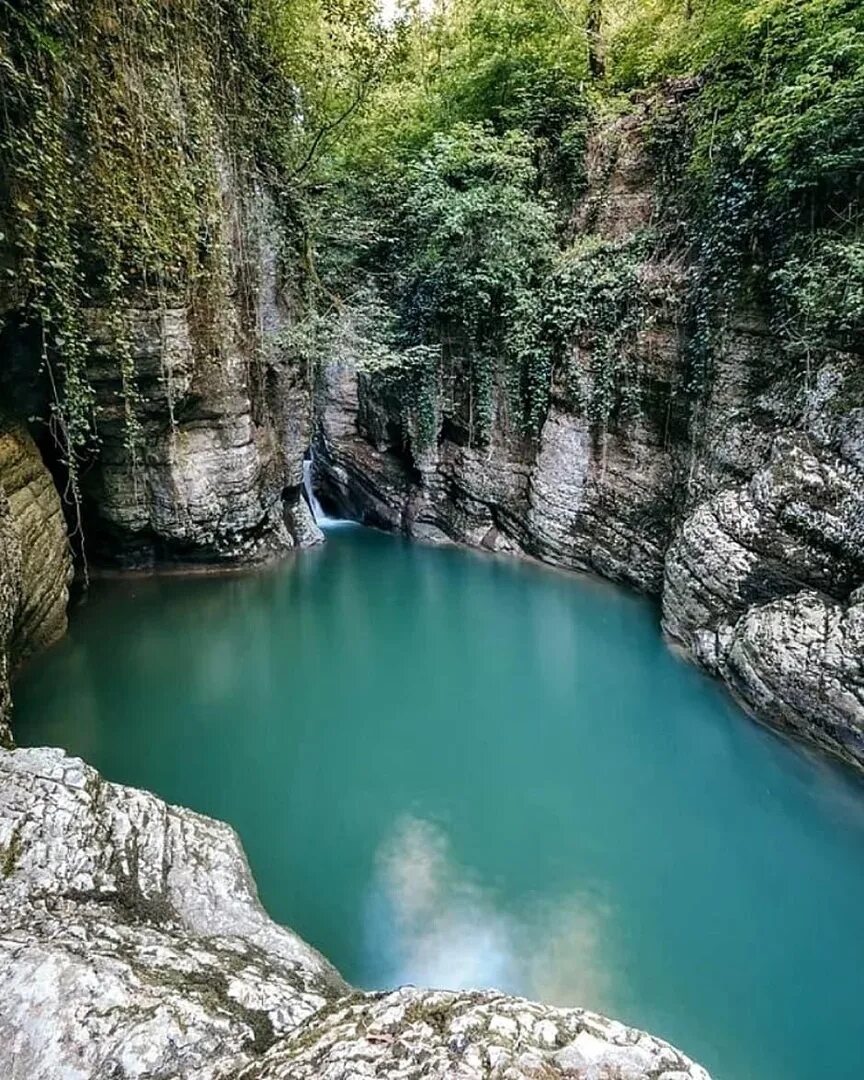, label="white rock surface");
[0,747,712,1080]
[236,987,712,1080]
[0,747,346,1079]
[720,591,864,766]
